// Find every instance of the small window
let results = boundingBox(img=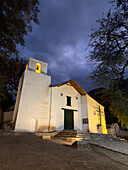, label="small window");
[83,118,88,124]
[67,96,71,106]
[36,63,41,73]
